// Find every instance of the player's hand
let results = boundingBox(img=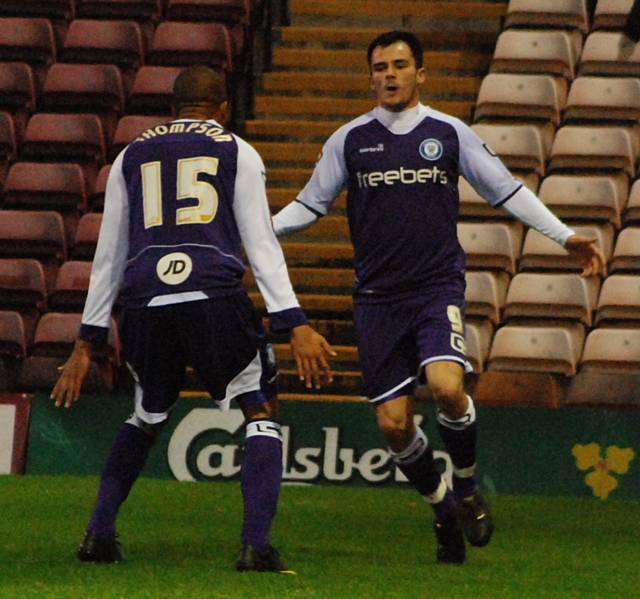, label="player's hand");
[565,235,606,277]
[50,339,93,409]
[290,324,336,389]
